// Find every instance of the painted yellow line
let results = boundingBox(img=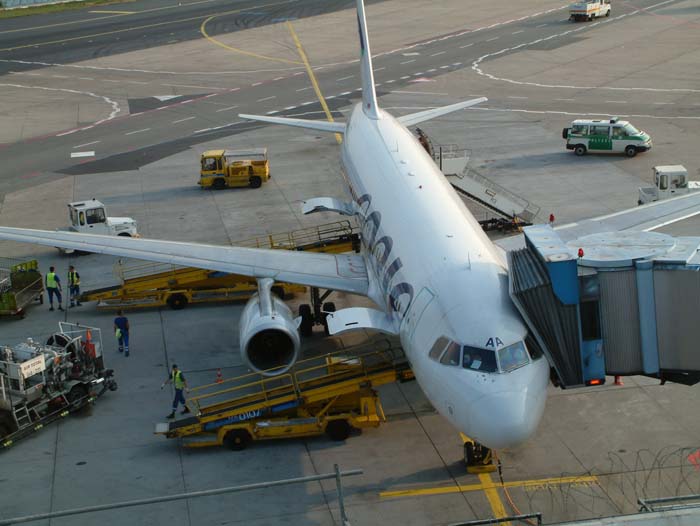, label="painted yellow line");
[88,10,135,14]
[379,475,599,498]
[200,16,301,66]
[0,0,293,52]
[285,21,342,144]
[479,473,510,525]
